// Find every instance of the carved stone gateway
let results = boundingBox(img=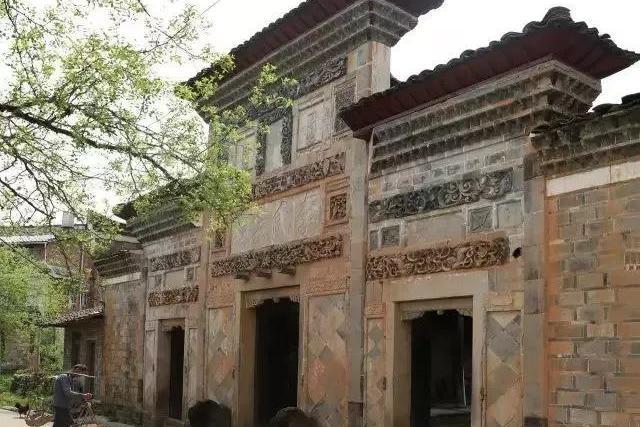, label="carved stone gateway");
[366,237,509,280]
[148,286,199,307]
[369,168,513,223]
[211,235,344,277]
[252,153,345,199]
